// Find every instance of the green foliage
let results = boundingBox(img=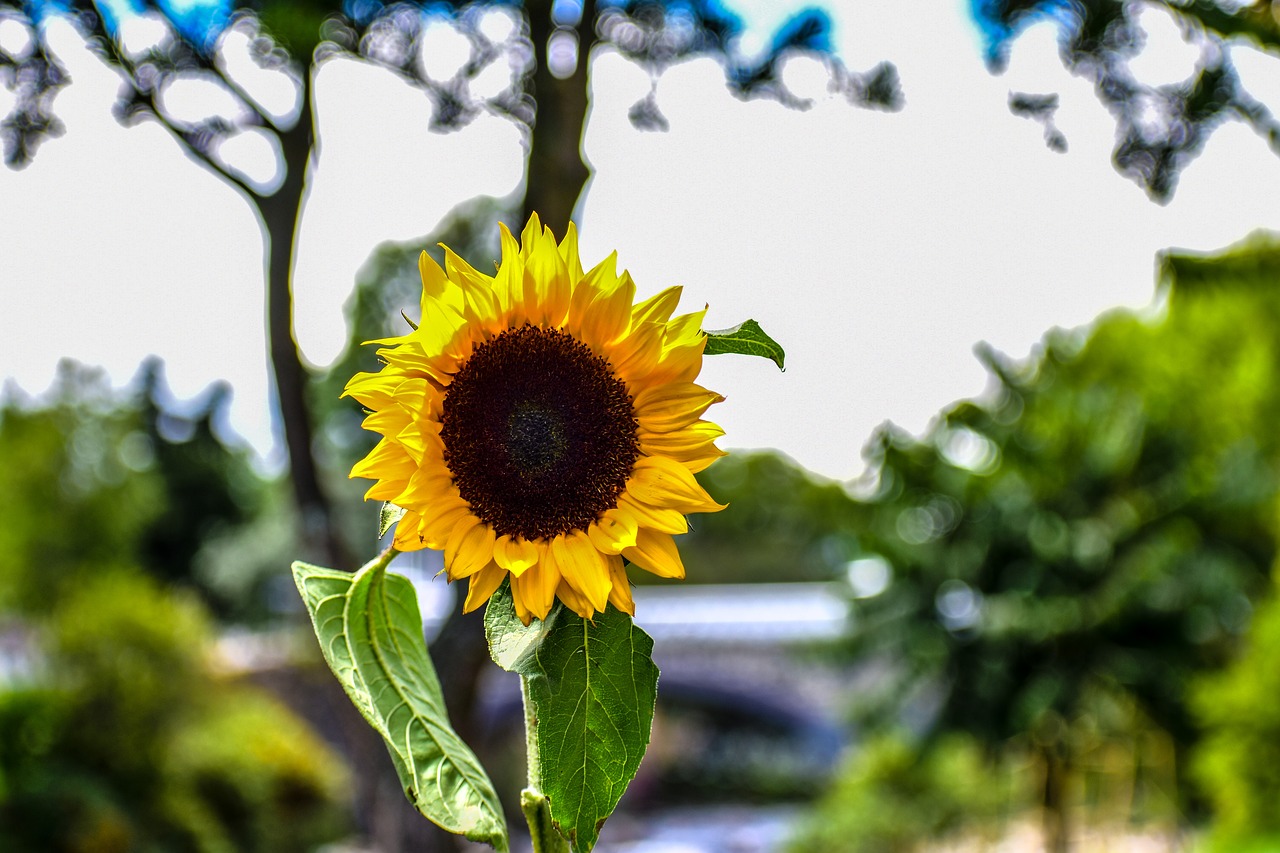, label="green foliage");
[0,360,350,851]
[844,233,1280,821]
[685,451,859,584]
[0,569,350,853]
[703,319,786,370]
[485,583,658,853]
[292,559,508,849]
[788,733,1026,853]
[0,360,263,617]
[1191,586,1280,847]
[0,365,162,613]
